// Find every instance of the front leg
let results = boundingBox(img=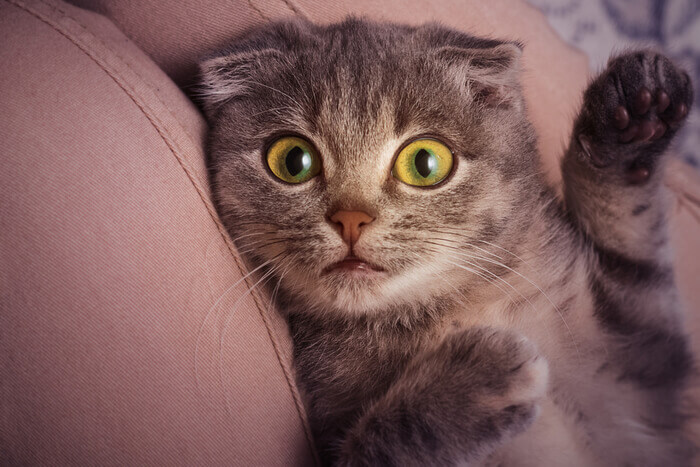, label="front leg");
[562,50,693,262]
[338,328,548,466]
[562,51,694,391]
